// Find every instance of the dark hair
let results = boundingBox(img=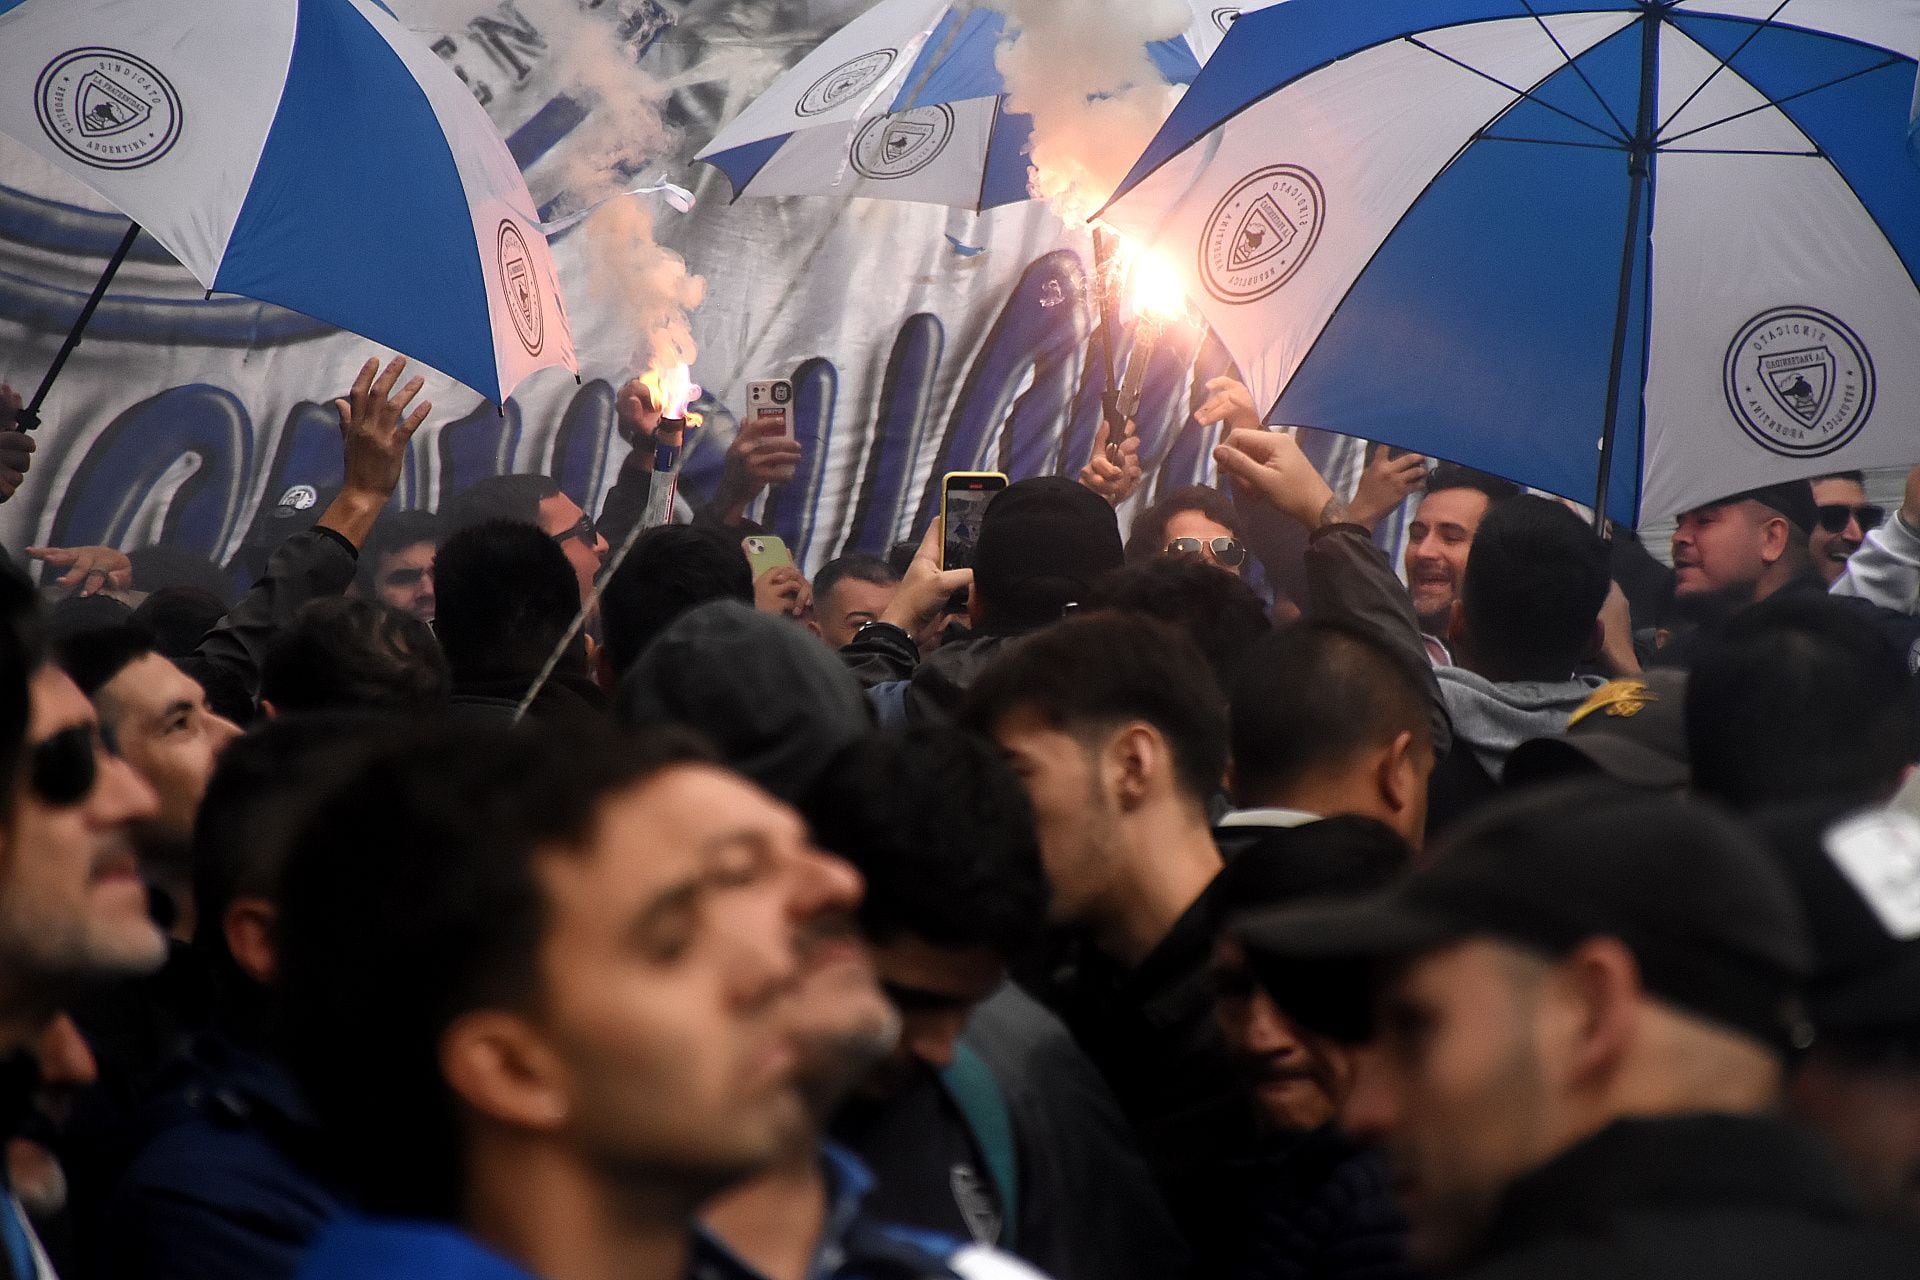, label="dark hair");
[441,473,560,538]
[433,521,581,680]
[813,554,900,611]
[1460,496,1611,680]
[1814,470,1866,487]
[261,597,449,716]
[1229,621,1433,805]
[1125,484,1241,563]
[599,525,754,678]
[131,587,227,659]
[193,713,392,1025]
[960,613,1228,806]
[1423,463,1521,507]
[885,540,919,578]
[276,721,711,1218]
[802,728,1047,961]
[1084,557,1271,693]
[1208,814,1412,935]
[126,544,234,605]
[0,560,44,822]
[54,623,155,698]
[1688,596,1920,810]
[357,510,442,593]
